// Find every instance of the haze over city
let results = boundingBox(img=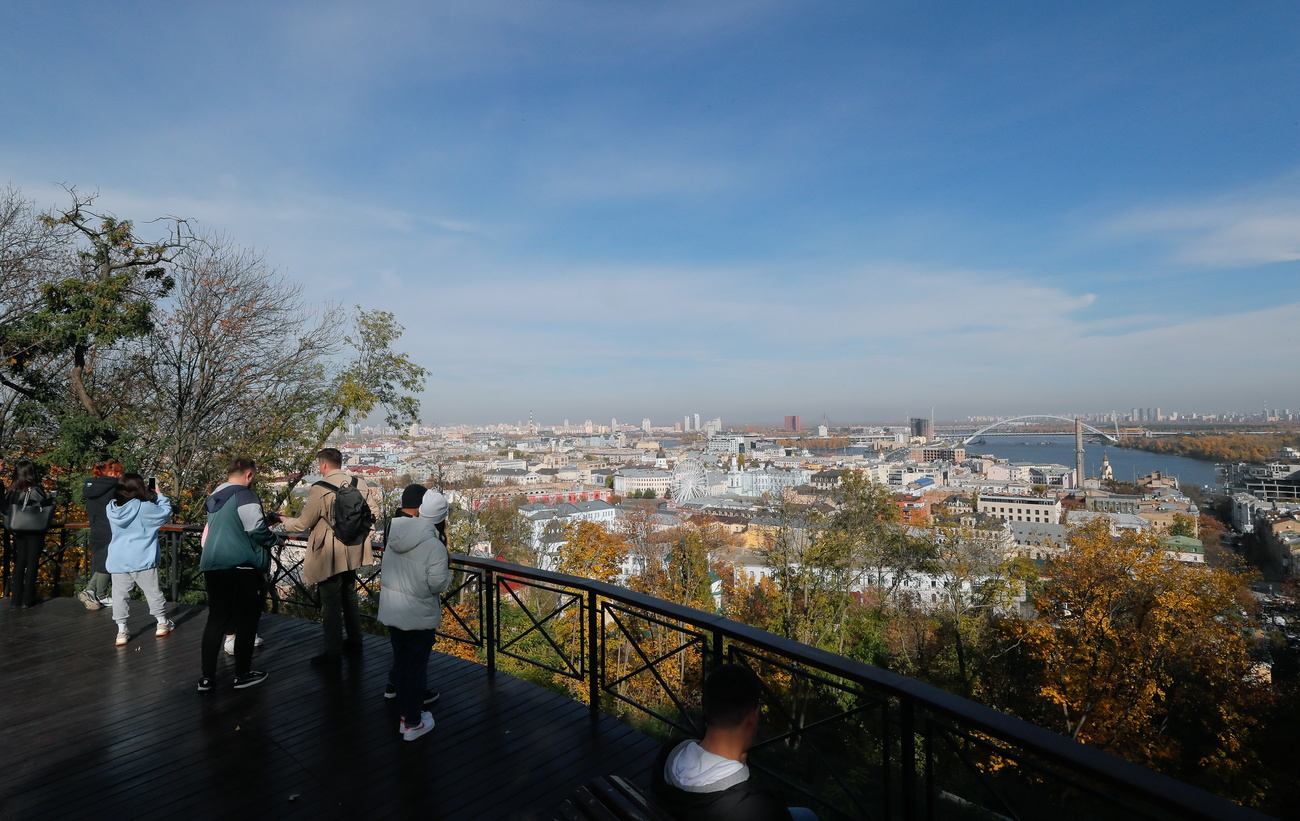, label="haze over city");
[4,2,1298,424]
